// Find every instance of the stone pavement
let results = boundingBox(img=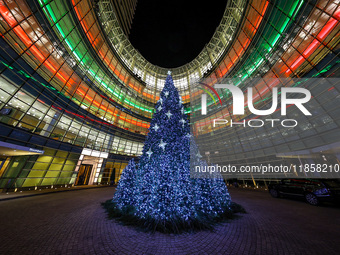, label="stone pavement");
[0,184,111,201]
[0,186,339,255]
